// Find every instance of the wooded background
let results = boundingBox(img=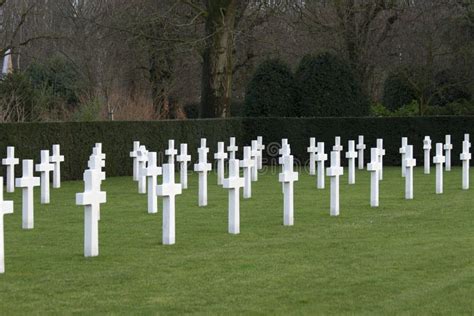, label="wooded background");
[0,0,472,121]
